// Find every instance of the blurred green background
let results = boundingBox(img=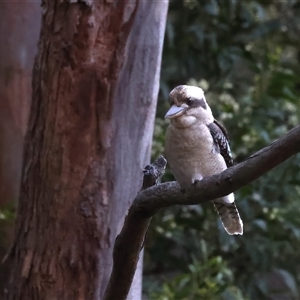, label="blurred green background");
[144,1,300,299]
[1,1,300,299]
